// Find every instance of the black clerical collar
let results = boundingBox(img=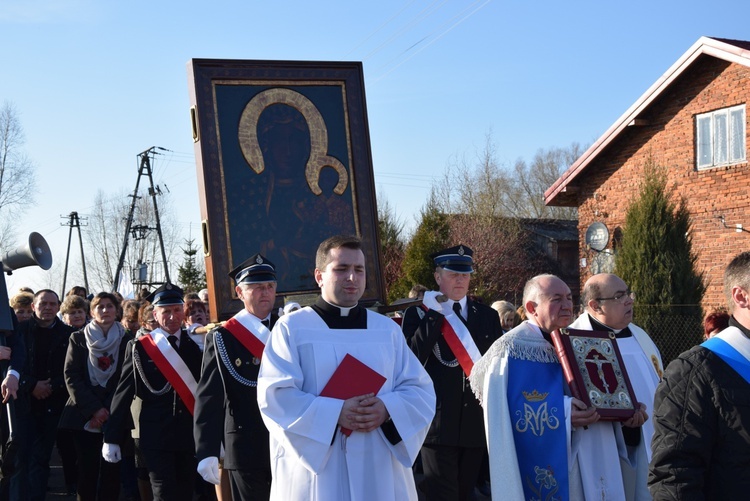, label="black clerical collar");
[312,297,367,329]
[588,314,632,338]
[315,298,359,316]
[528,321,553,345]
[540,329,553,345]
[729,316,750,340]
